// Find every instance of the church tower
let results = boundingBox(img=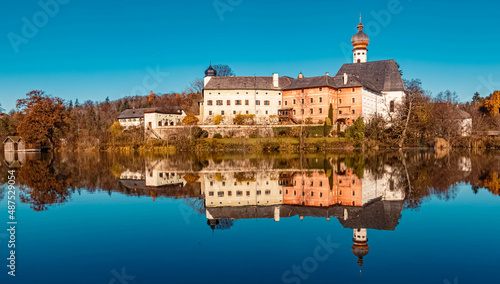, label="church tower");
[351,228,369,273]
[351,16,369,63]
